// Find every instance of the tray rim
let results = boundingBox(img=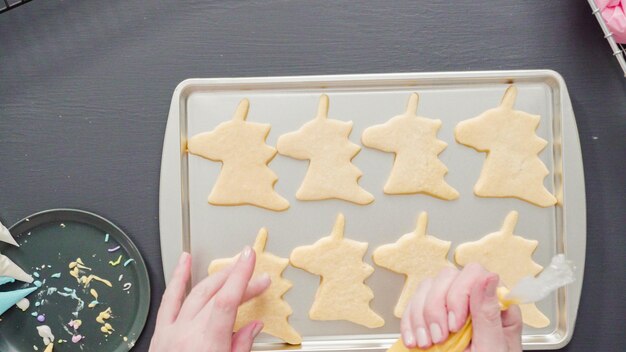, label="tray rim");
[158,70,586,351]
